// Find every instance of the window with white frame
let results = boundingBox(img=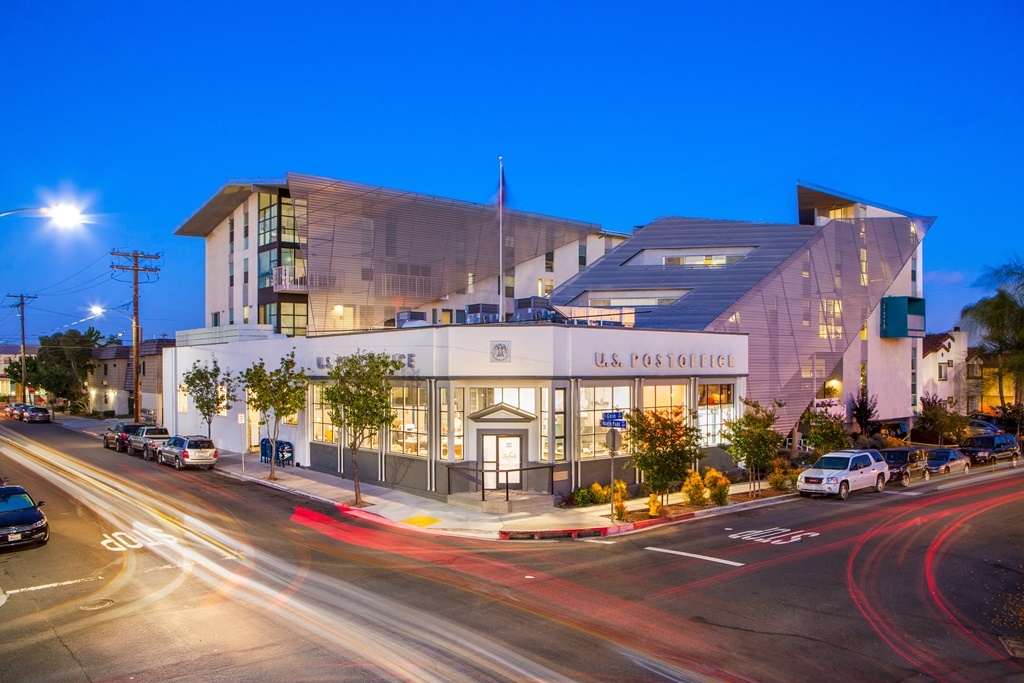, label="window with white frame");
[697,383,733,447]
[579,385,630,458]
[390,382,428,457]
